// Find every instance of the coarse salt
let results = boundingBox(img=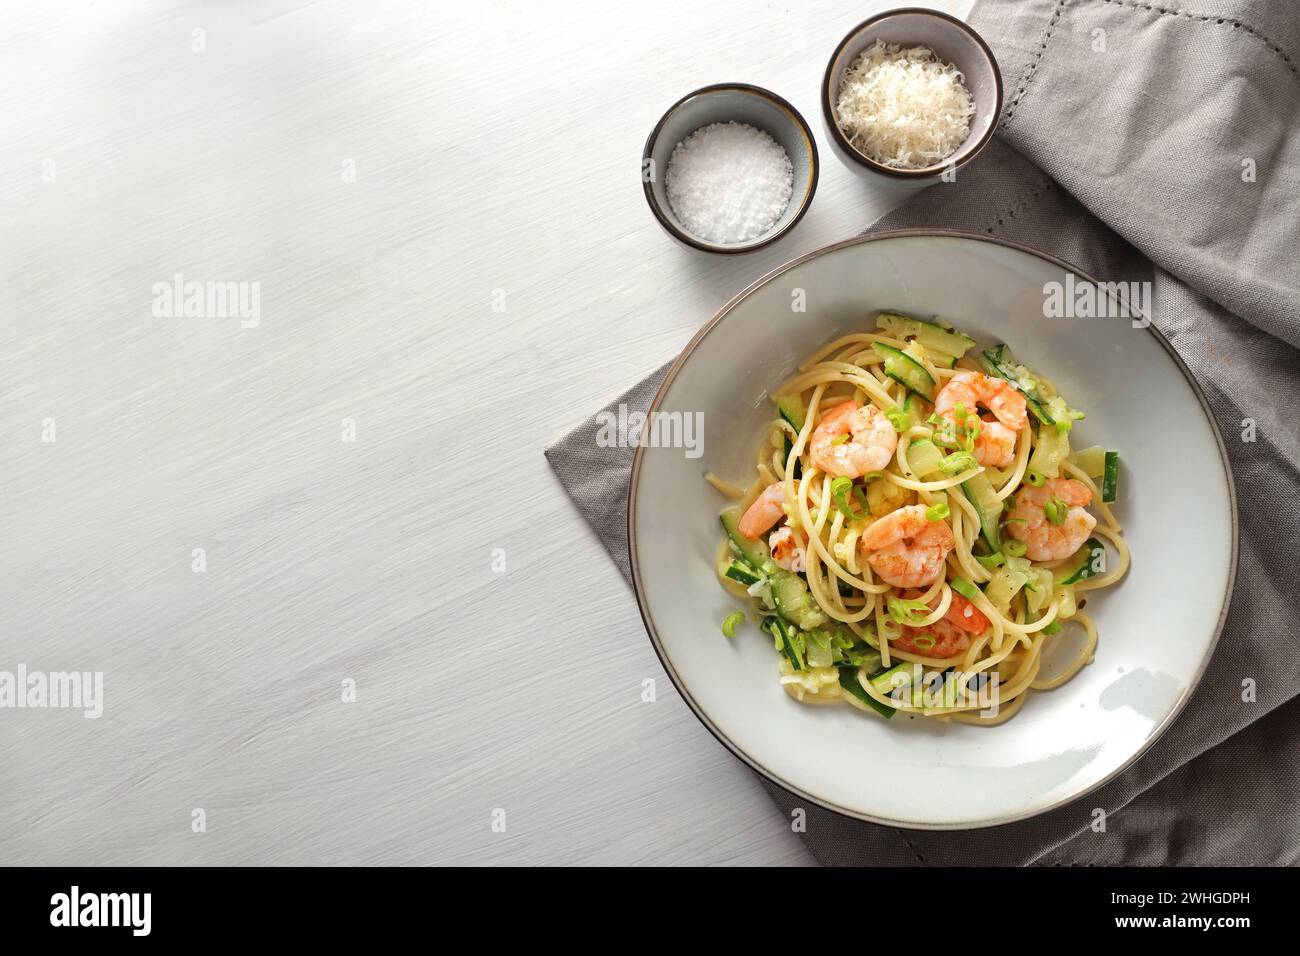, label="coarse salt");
[664,122,793,244]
